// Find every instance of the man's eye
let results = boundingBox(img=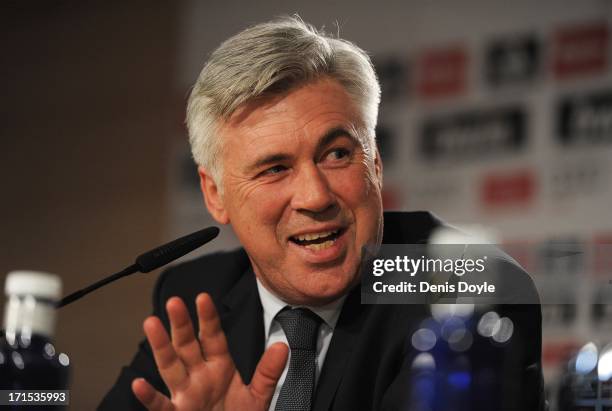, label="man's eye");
[326,148,351,161]
[261,165,287,176]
